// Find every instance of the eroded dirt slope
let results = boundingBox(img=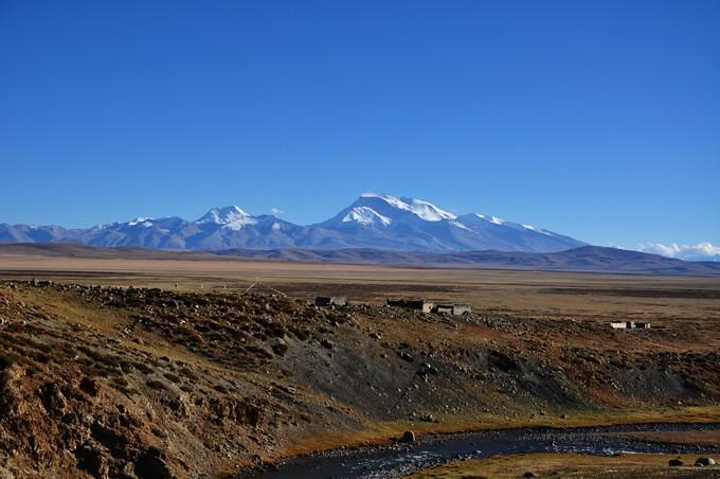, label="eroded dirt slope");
[0,281,718,478]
